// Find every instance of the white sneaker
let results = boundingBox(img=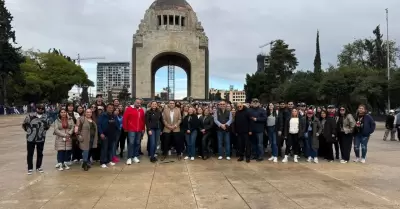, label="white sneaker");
[126,158,132,165]
[109,162,116,166]
[282,155,288,163]
[273,157,278,163]
[154,154,158,157]
[58,167,64,171]
[313,157,319,164]
[360,158,366,163]
[294,155,298,163]
[307,157,312,162]
[168,150,172,156]
[64,164,70,170]
[27,169,33,175]
[340,160,348,164]
[101,164,107,168]
[226,157,231,160]
[65,161,72,166]
[133,157,140,163]
[268,157,274,161]
[353,158,360,163]
[218,156,223,160]
[184,156,189,160]
[190,157,194,161]
[55,163,62,168]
